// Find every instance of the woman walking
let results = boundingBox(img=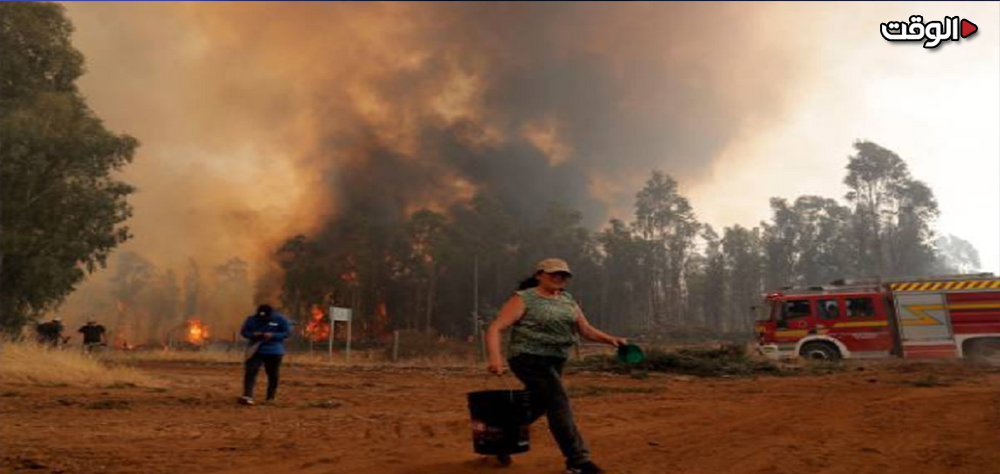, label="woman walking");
[486,258,626,474]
